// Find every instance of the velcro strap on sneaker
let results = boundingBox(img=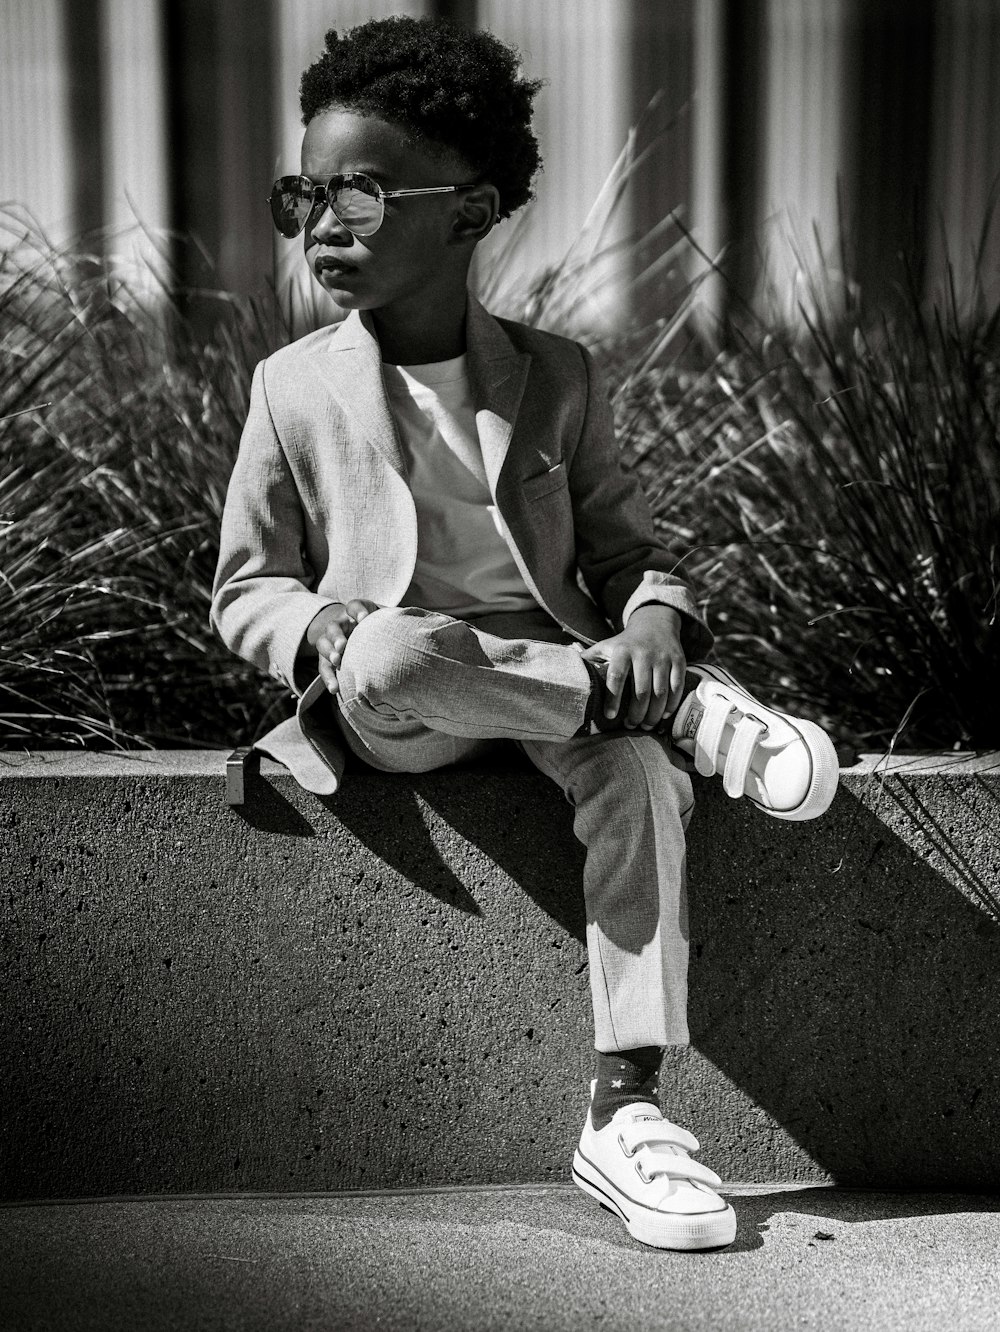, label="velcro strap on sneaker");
[618,1120,700,1157]
[722,713,768,799]
[636,1148,722,1189]
[694,694,733,778]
